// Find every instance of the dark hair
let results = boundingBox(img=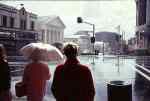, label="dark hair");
[63,42,79,59]
[0,44,7,60]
